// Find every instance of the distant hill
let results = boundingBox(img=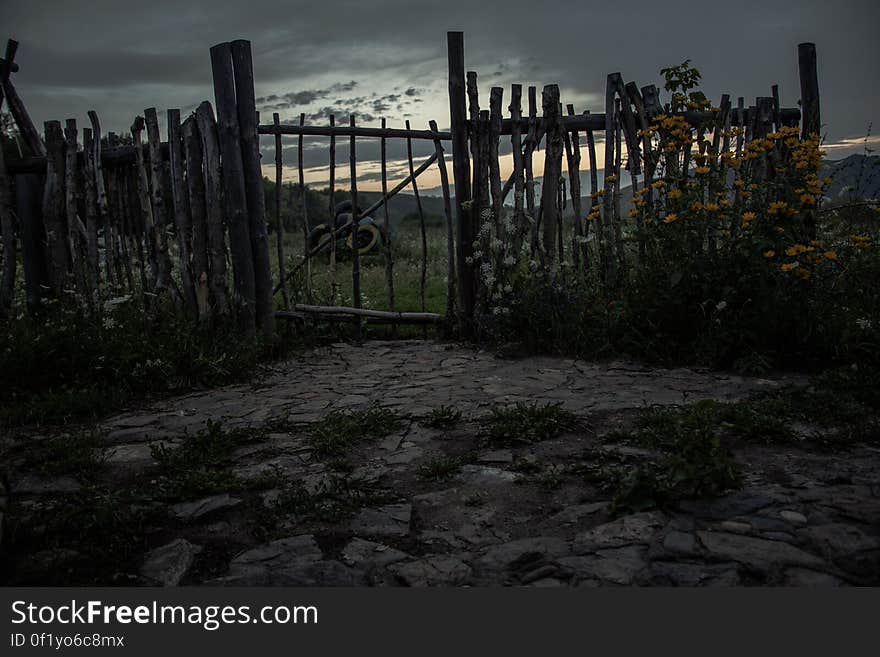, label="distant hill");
[821,154,880,201]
